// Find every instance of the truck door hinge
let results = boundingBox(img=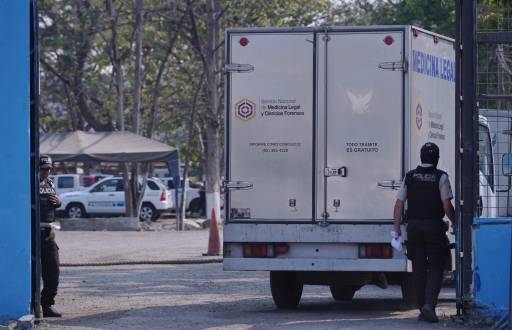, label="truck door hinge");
[378,60,408,72]
[225,63,254,73]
